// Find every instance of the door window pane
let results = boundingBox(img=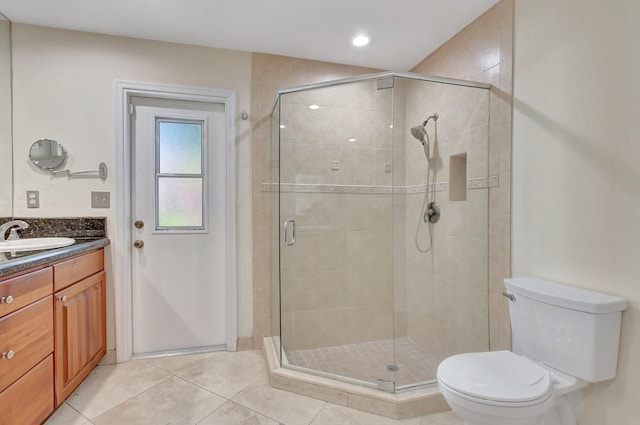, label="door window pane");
[157,177,203,228]
[158,120,203,174]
